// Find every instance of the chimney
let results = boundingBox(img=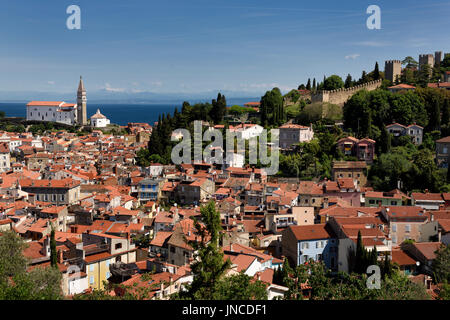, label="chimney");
[323,198,329,209]
[58,249,64,263]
